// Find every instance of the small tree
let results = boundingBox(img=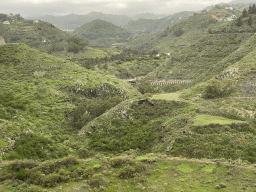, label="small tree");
[242,8,248,17]
[248,15,253,26]
[236,17,243,27]
[248,5,253,14]
[174,28,184,37]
